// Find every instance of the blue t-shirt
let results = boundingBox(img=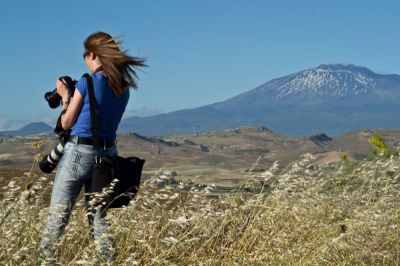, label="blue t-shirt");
[70,73,129,140]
